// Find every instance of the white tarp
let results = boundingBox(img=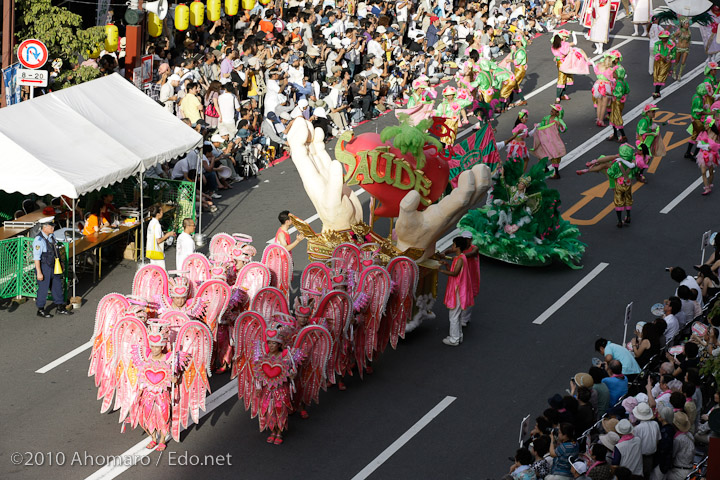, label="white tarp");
[0,73,202,199]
